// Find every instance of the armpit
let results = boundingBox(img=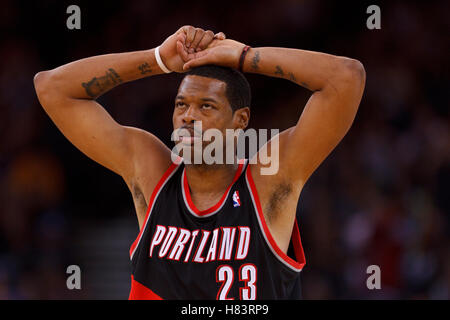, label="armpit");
[131,183,148,215]
[264,182,293,223]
